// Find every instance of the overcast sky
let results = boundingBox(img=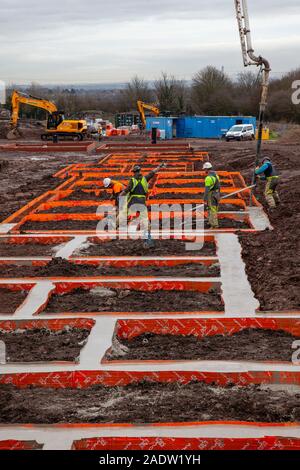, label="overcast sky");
[0,0,299,84]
